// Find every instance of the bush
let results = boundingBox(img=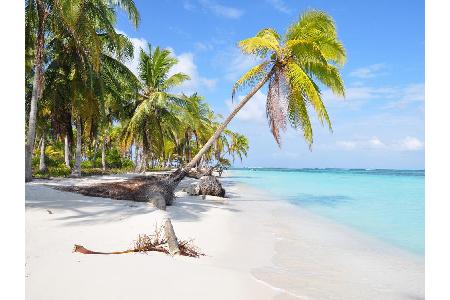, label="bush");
[121,158,135,170]
[33,165,71,178]
[80,160,94,169]
[45,145,64,167]
[106,148,122,168]
[32,156,40,168]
